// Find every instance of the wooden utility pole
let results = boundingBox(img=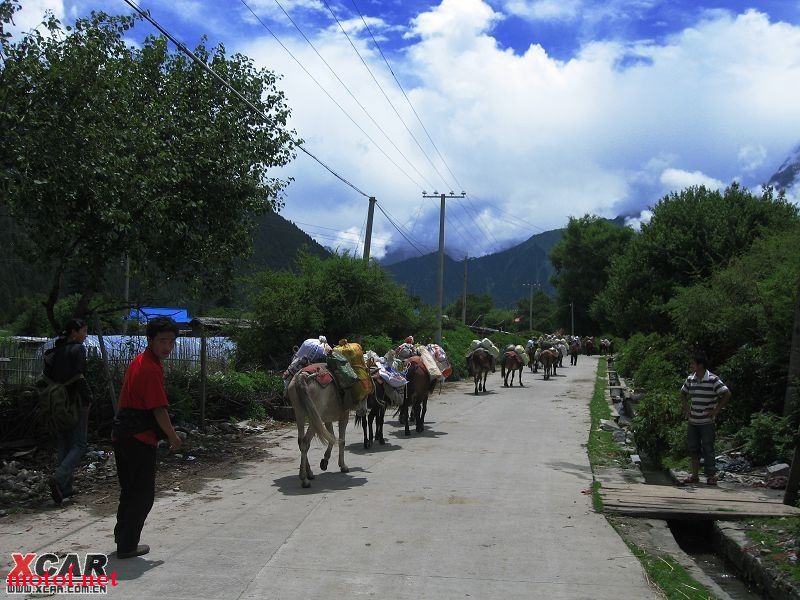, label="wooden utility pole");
[423,191,466,344]
[362,196,377,261]
[462,256,468,325]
